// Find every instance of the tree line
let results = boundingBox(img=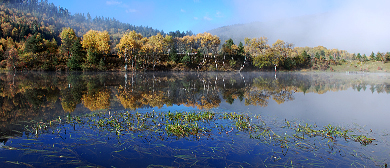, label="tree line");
[1,2,390,71]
